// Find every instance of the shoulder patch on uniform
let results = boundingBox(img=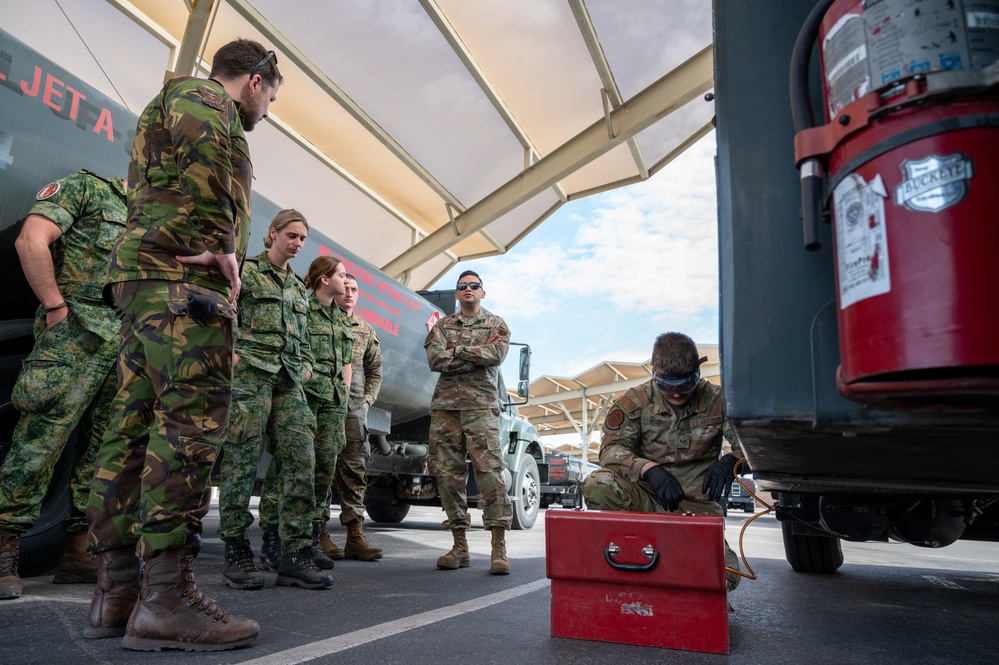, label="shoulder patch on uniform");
[605,407,626,430]
[617,394,640,413]
[198,85,226,111]
[35,182,60,200]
